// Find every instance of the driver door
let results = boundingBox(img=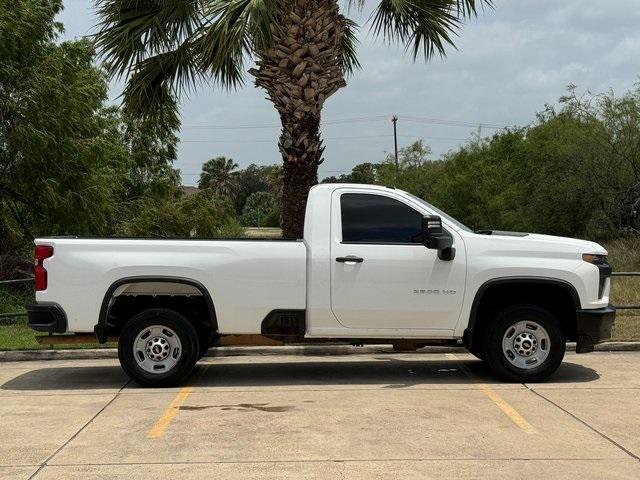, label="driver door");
[330,190,465,331]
